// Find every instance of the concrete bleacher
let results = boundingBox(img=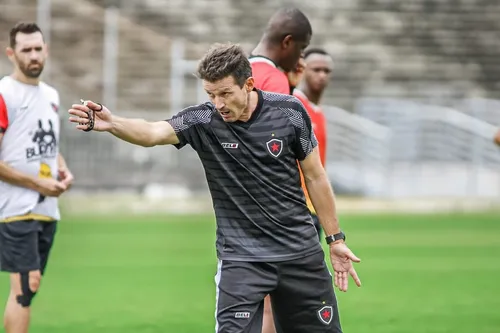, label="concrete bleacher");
[108,0,500,110]
[1,0,499,193]
[0,0,175,111]
[2,0,499,112]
